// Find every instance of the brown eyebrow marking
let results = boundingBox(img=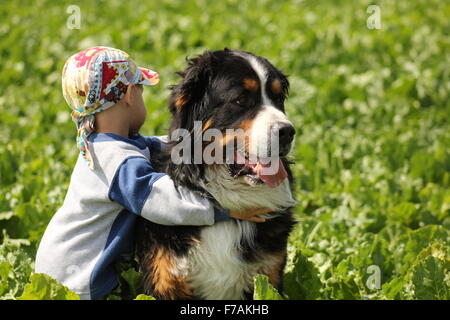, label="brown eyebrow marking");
[243,78,259,92]
[271,79,282,95]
